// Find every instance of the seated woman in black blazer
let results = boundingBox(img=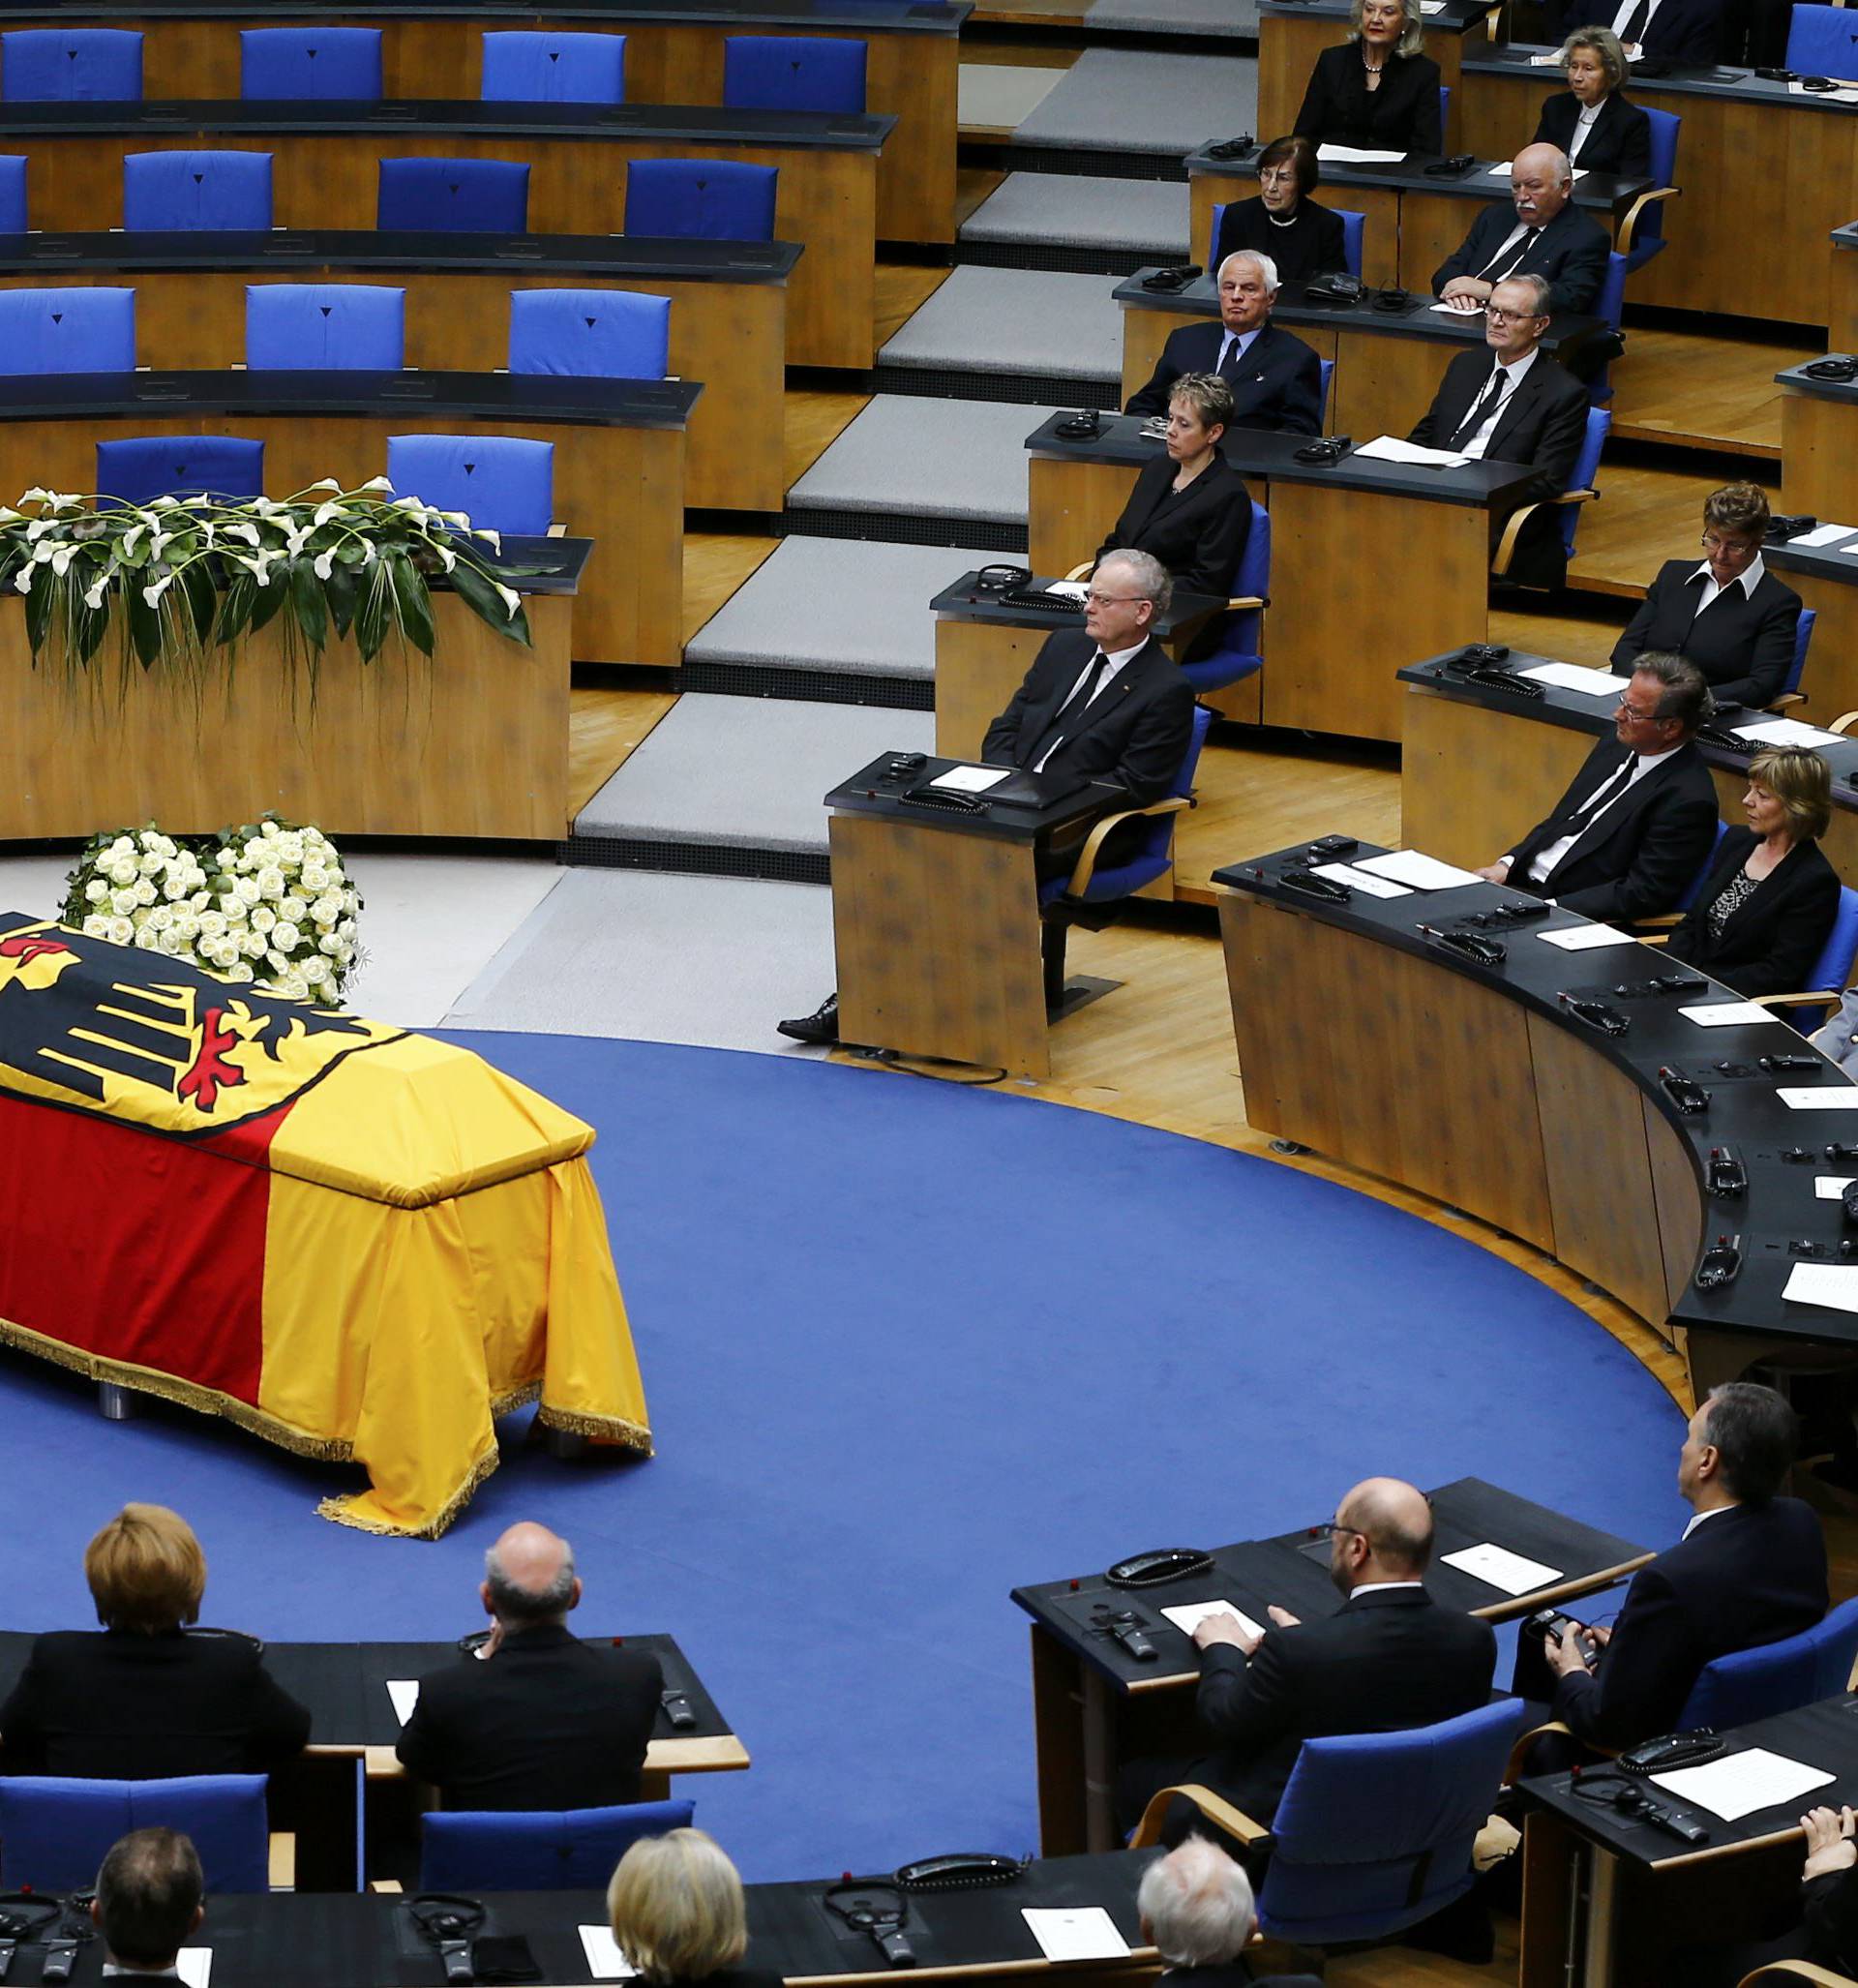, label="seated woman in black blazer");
[1611,482,1805,710]
[1092,372,1250,602]
[1294,0,1442,157]
[1664,747,1841,999]
[608,1828,785,1988]
[1532,27,1652,178]
[1212,135,1349,284]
